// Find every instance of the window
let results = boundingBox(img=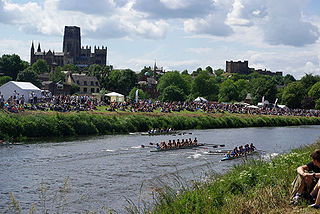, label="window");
[96,88,99,93]
[83,88,87,92]
[91,81,94,86]
[77,80,80,85]
[91,88,95,93]
[84,81,87,86]
[96,82,99,86]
